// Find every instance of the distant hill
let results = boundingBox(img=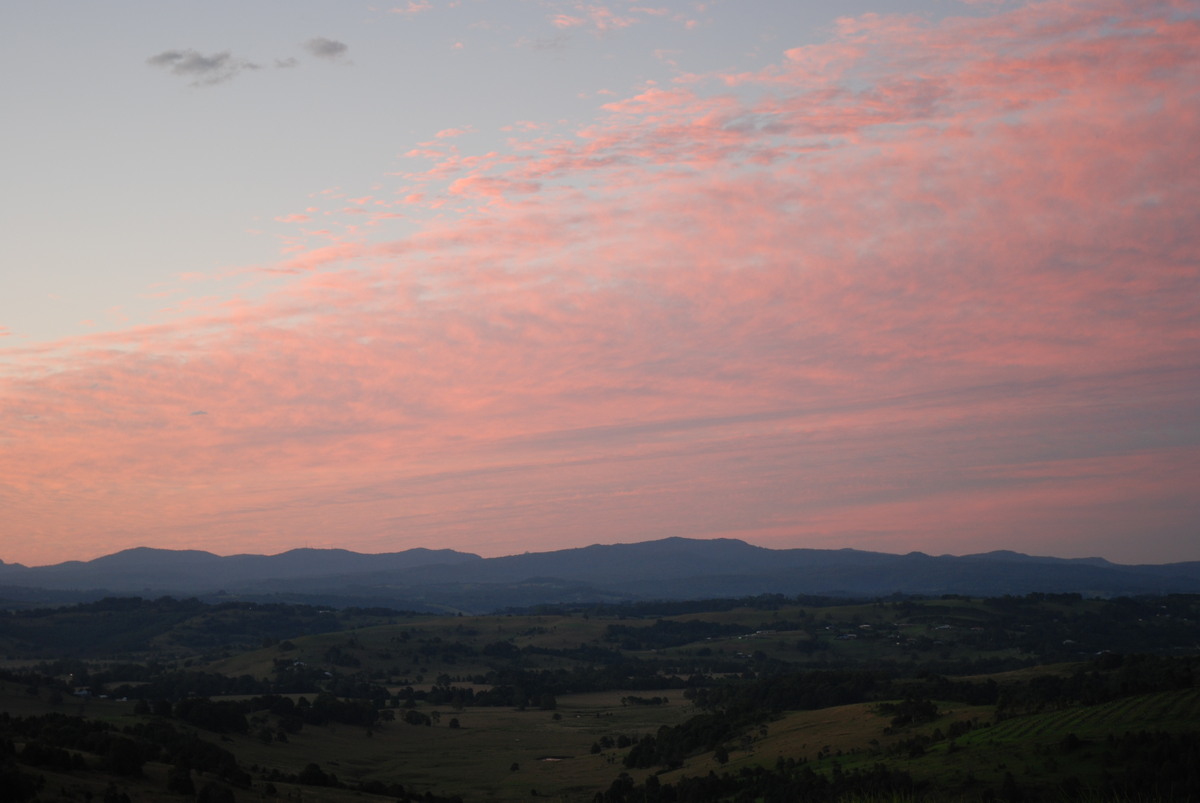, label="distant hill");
[0,546,481,596]
[2,537,1198,612]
